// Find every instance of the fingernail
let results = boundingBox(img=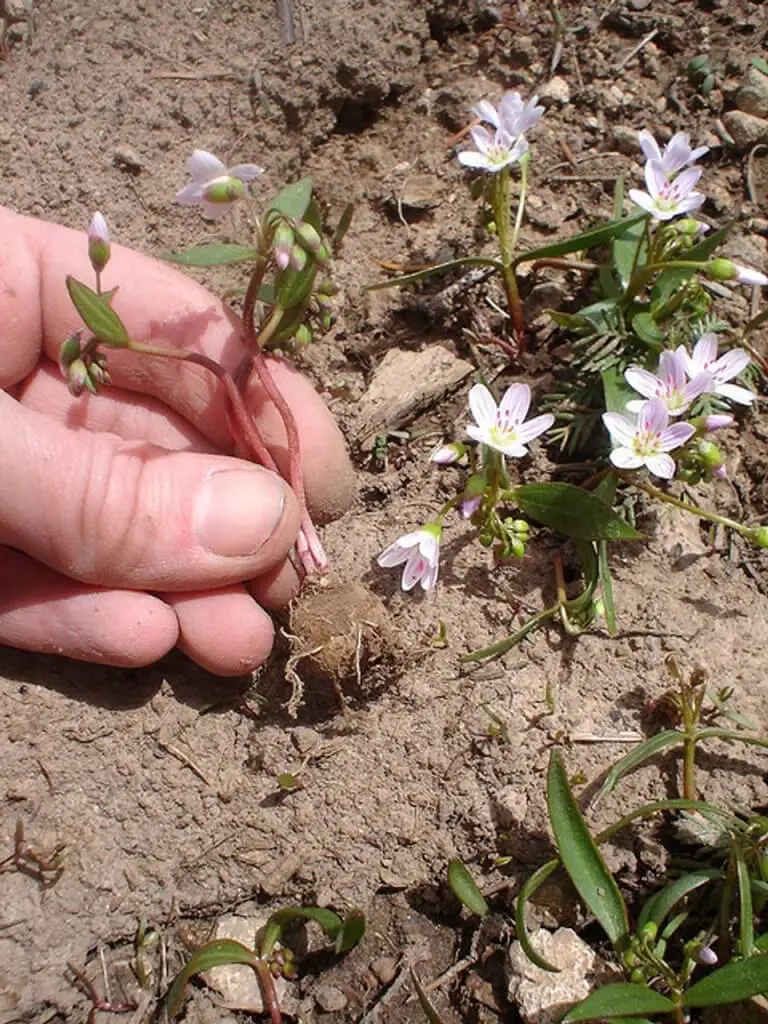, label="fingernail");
[195,467,286,557]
